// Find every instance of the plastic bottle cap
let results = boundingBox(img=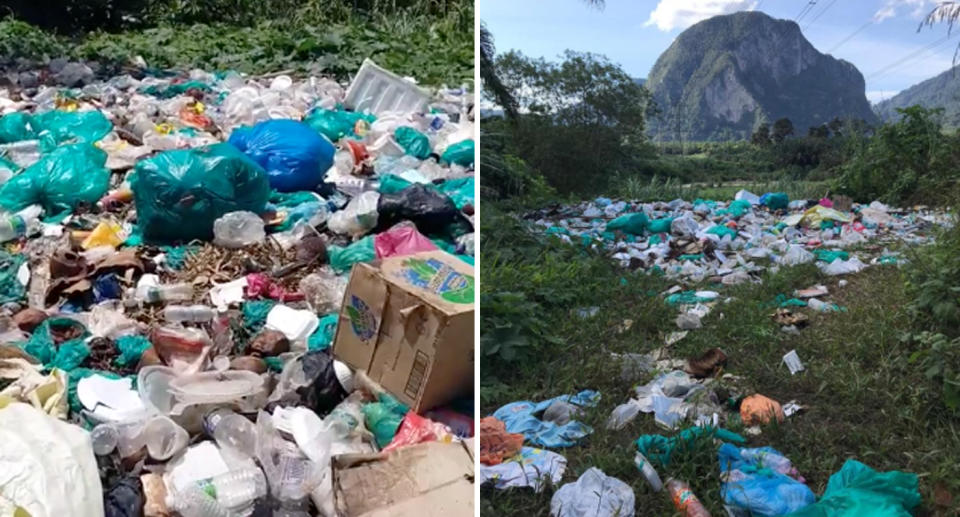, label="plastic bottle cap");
[333,360,354,393]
